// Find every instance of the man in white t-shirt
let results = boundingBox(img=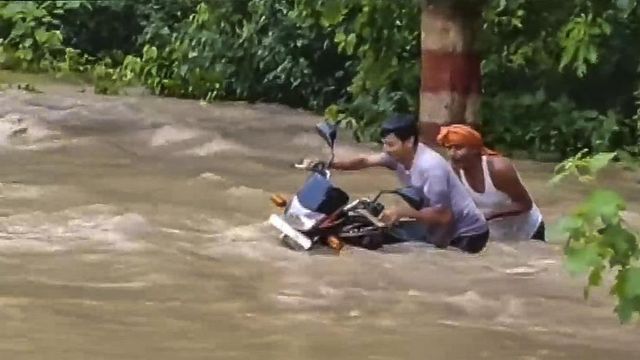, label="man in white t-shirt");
[321,114,490,253]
